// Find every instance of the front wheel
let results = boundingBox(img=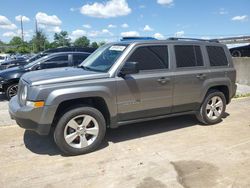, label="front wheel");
[6,83,18,100]
[54,106,106,155]
[196,90,226,125]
